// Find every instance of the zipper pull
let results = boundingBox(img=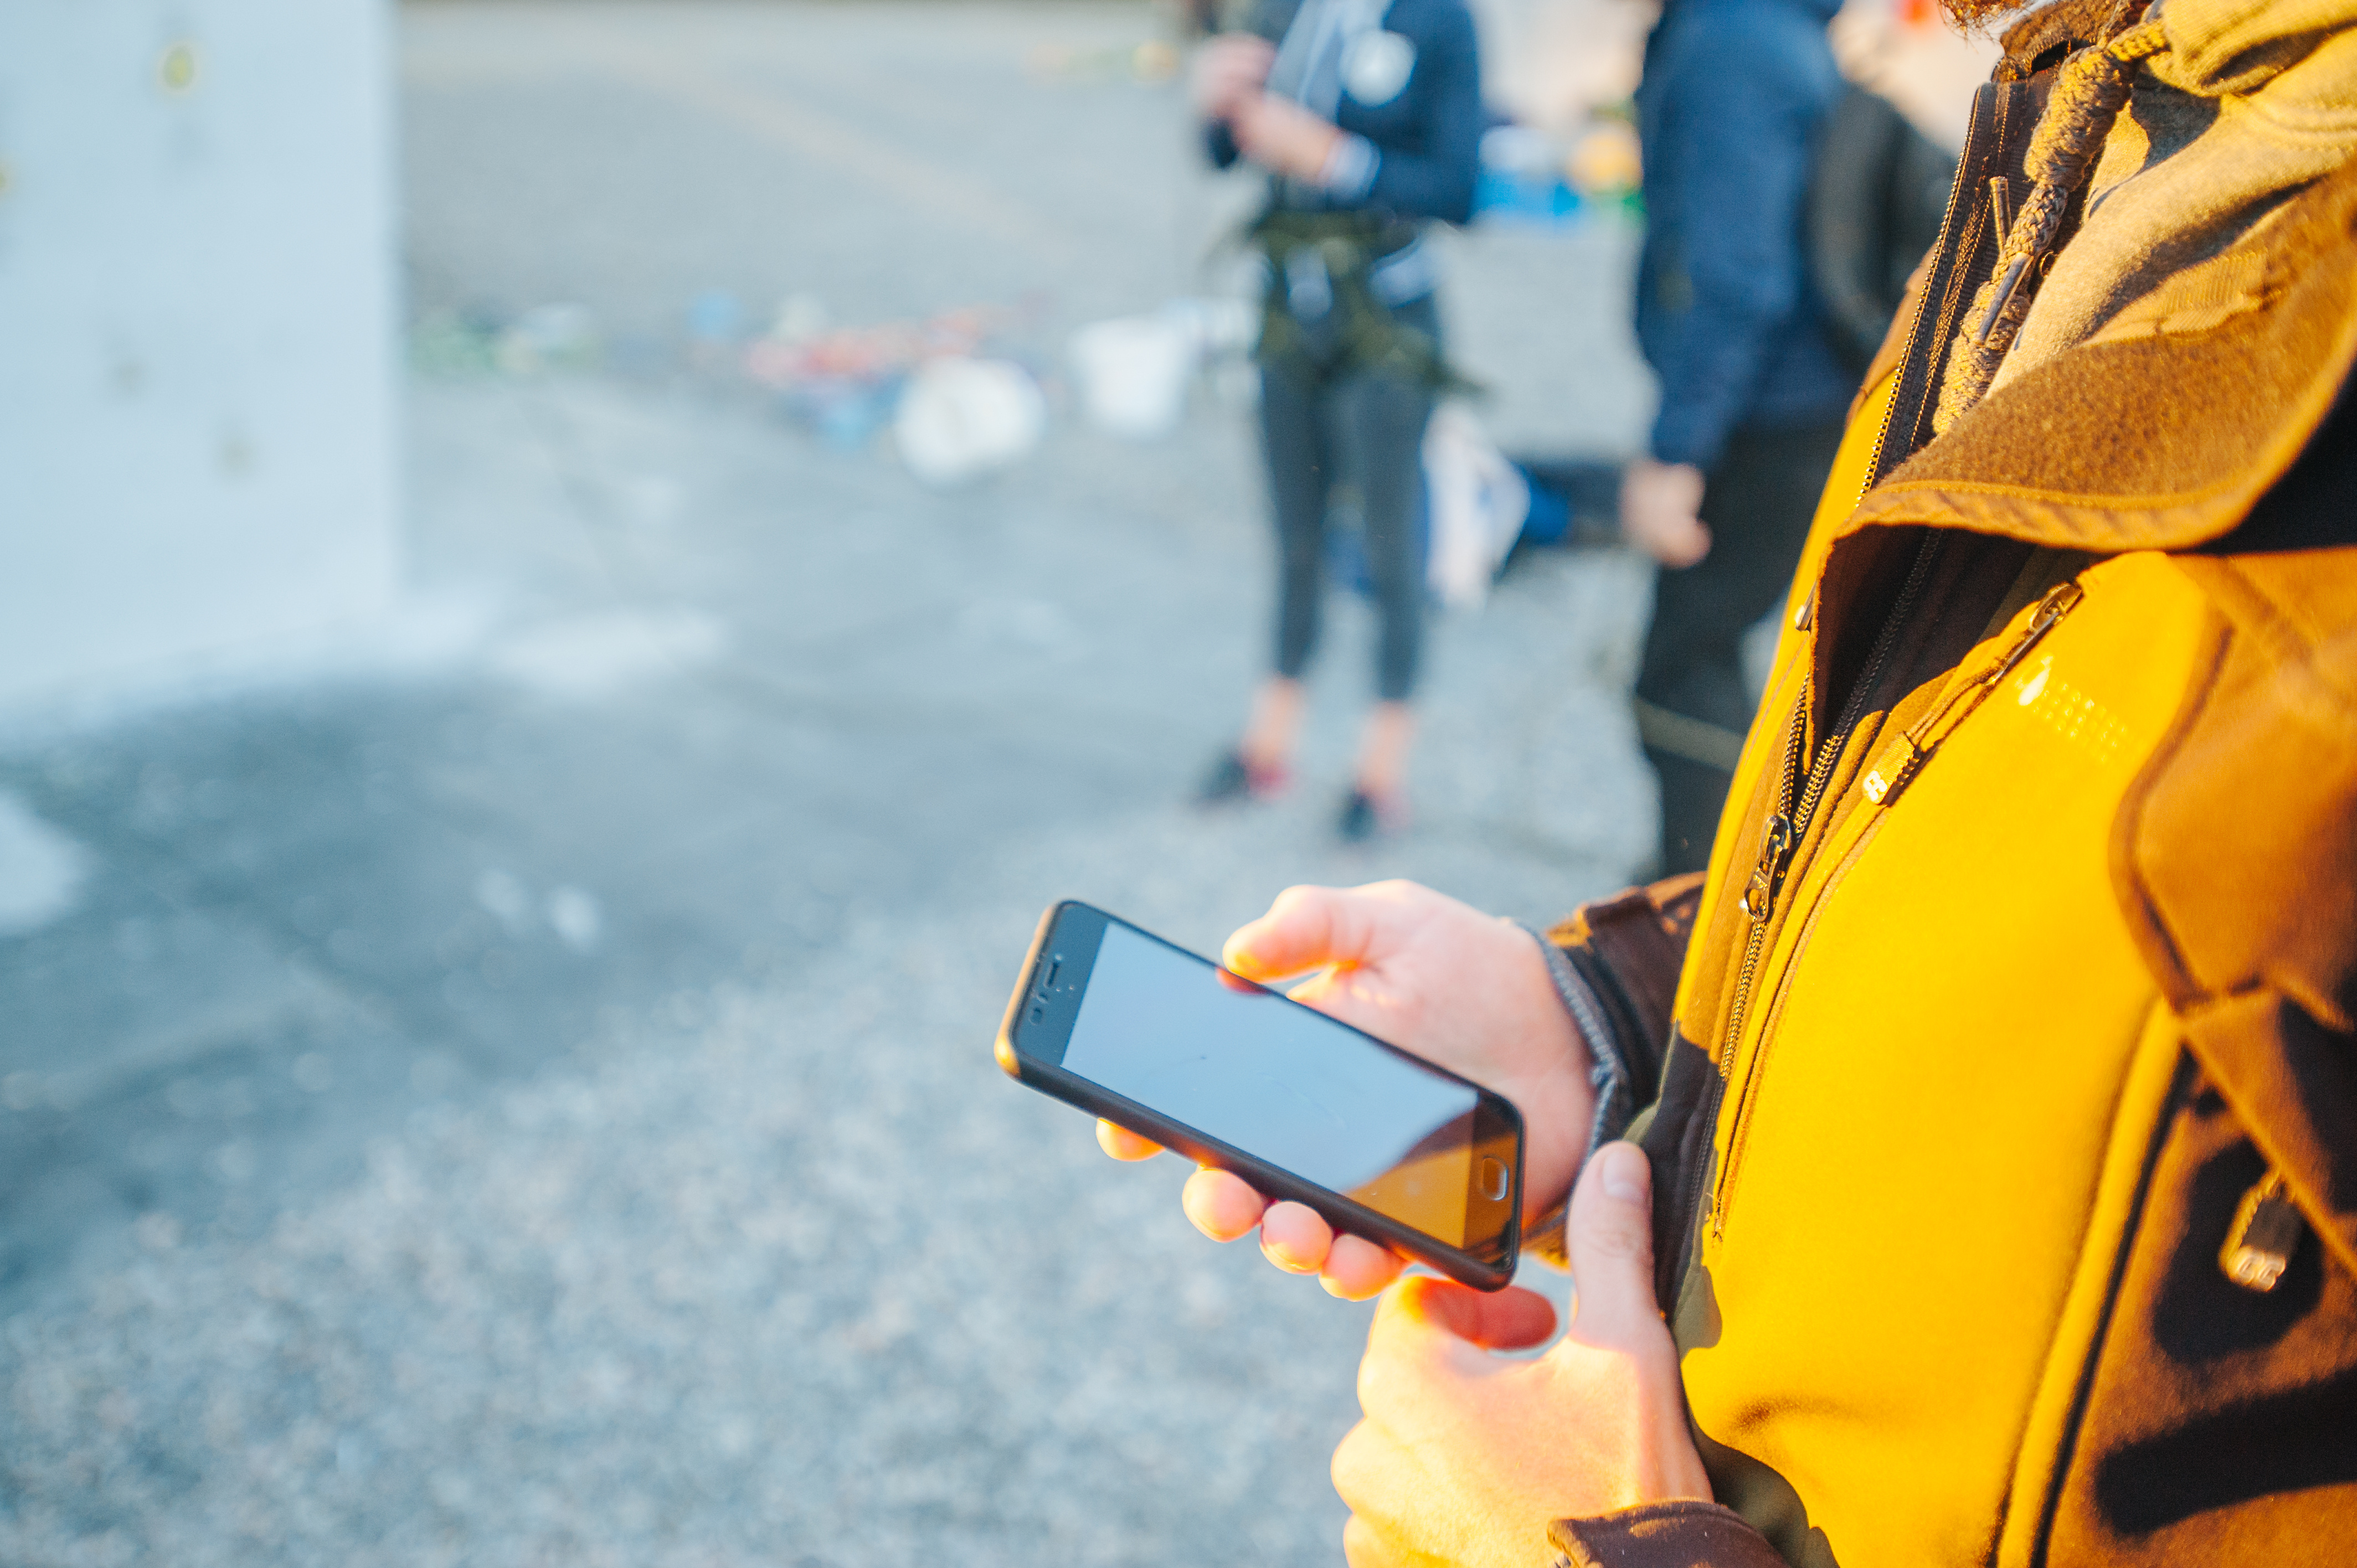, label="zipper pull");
[2220,1170,2304,1292]
[1990,582,2084,682]
[1738,813,1794,922]
[1861,581,2087,809]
